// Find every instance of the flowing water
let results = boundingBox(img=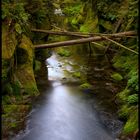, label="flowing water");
[14,51,123,140]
